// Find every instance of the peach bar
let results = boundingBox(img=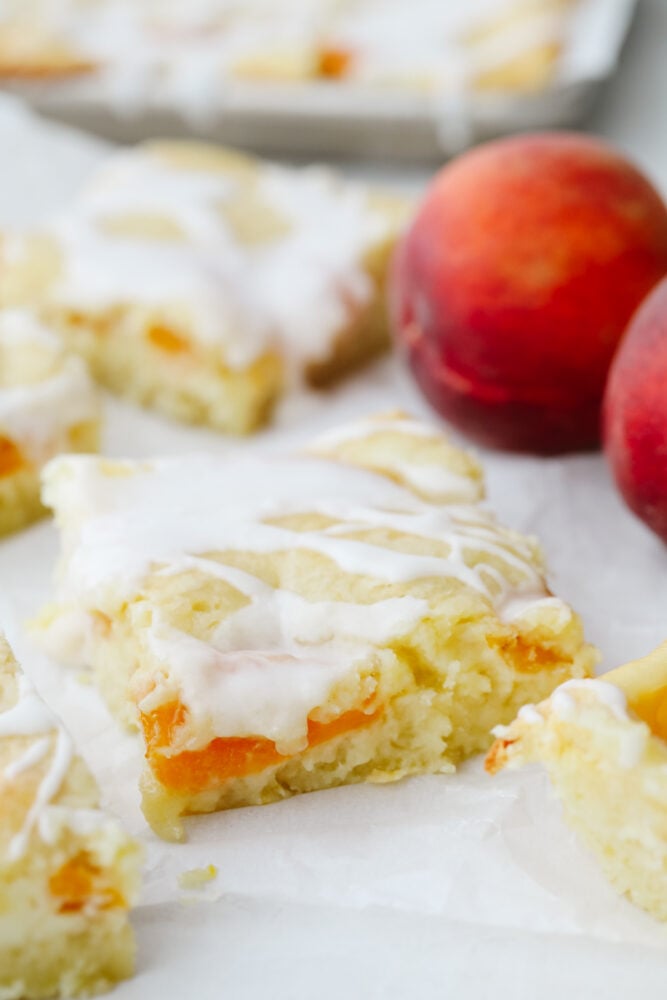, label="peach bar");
[0,636,141,997]
[0,141,407,434]
[37,412,596,841]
